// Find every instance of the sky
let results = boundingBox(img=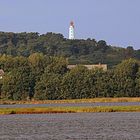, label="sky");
[0,0,140,49]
